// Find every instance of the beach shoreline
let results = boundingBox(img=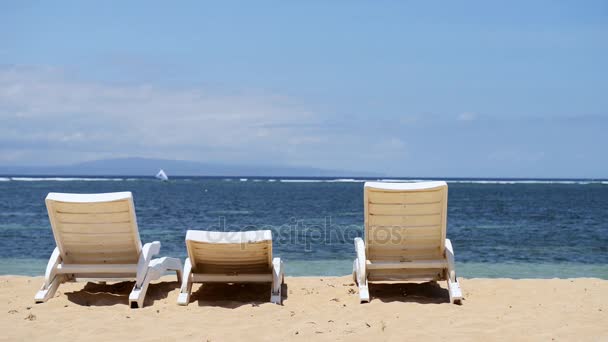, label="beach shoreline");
[1,275,606,341]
